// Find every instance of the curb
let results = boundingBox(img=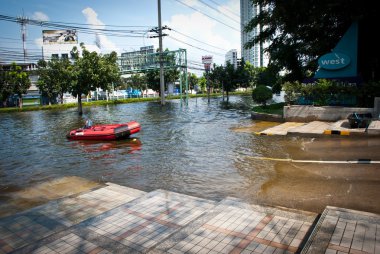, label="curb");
[254,132,273,136]
[323,130,350,136]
